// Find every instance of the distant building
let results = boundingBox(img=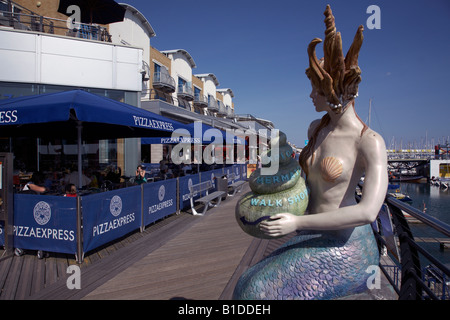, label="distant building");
[0,0,273,171]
